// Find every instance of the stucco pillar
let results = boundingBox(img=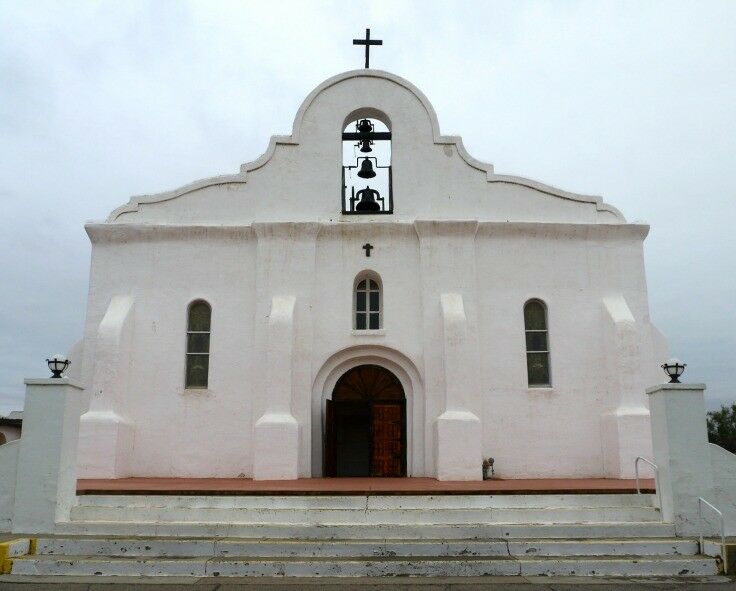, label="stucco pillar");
[253,295,299,480]
[435,293,482,480]
[601,295,653,478]
[253,222,318,478]
[77,295,135,478]
[414,220,482,481]
[647,383,718,535]
[13,378,84,534]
